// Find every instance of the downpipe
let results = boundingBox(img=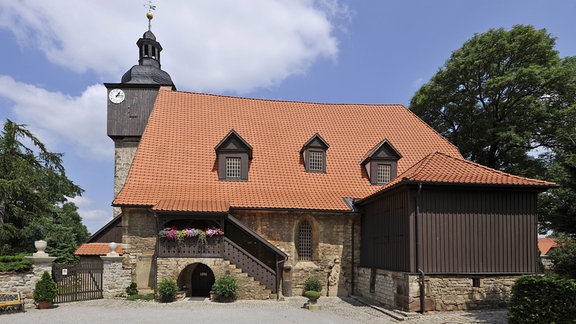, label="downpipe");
[418,268,426,314]
[415,183,426,314]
